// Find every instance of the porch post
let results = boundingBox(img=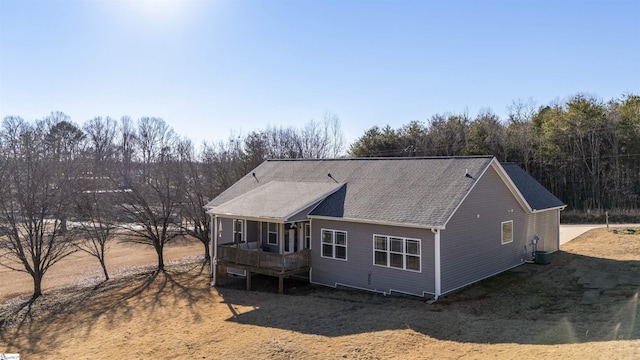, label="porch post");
[259,221,263,250]
[279,276,284,294]
[246,271,252,290]
[280,223,284,255]
[281,223,285,268]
